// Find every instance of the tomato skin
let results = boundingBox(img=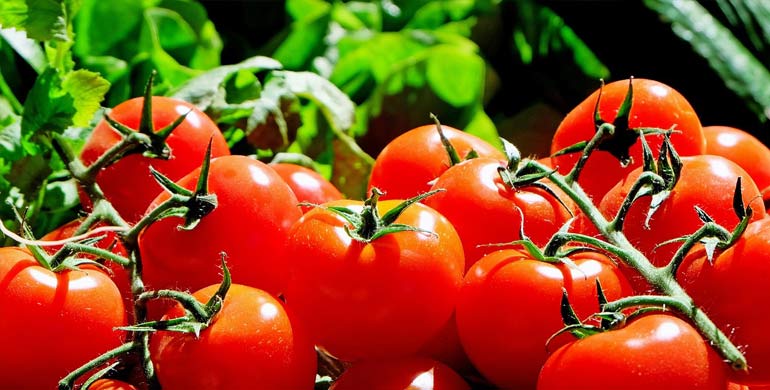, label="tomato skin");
[456,249,632,389]
[368,124,505,200]
[284,199,465,362]
[550,78,706,201]
[703,125,770,200]
[0,247,127,389]
[138,155,302,297]
[88,379,139,390]
[149,284,317,390]
[598,154,765,276]
[329,357,470,390]
[678,217,770,385]
[80,96,231,223]
[423,157,576,269]
[536,314,728,390]
[269,163,343,213]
